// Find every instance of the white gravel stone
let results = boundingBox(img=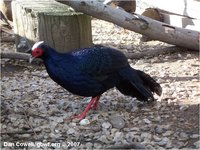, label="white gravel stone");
[67,128,76,135]
[179,105,189,111]
[153,135,161,142]
[143,118,151,124]
[166,141,173,149]
[194,140,200,148]
[111,128,118,135]
[179,132,189,141]
[98,135,109,143]
[190,134,200,139]
[113,132,124,143]
[109,115,125,129]
[157,137,169,146]
[163,130,173,136]
[141,132,152,141]
[102,122,112,129]
[155,126,163,134]
[125,132,136,142]
[79,118,90,126]
[85,142,93,149]
[94,143,102,148]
